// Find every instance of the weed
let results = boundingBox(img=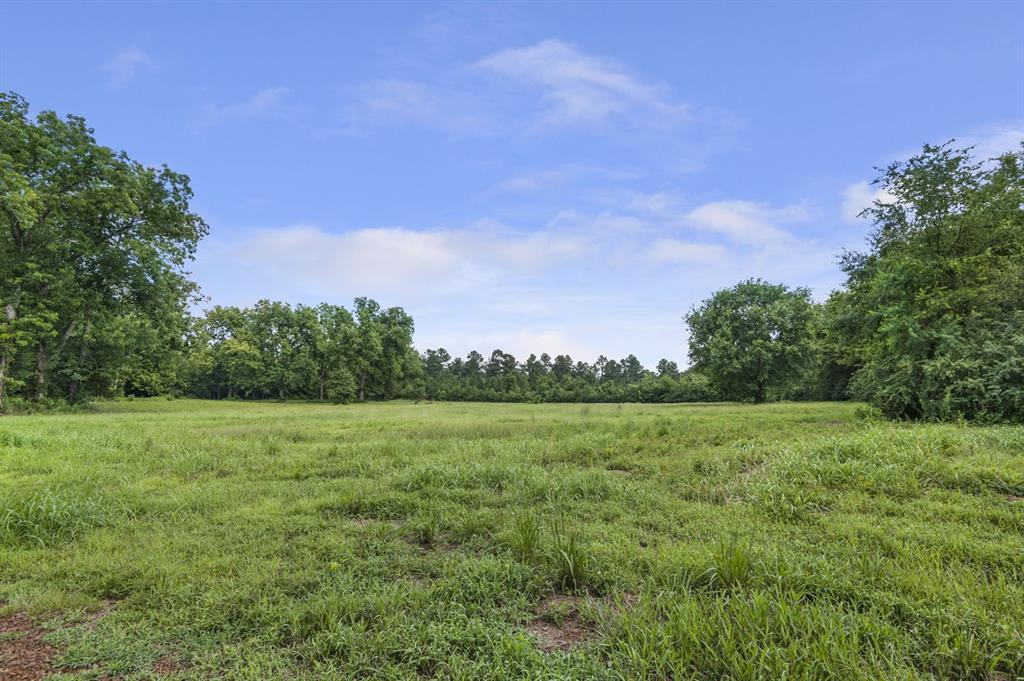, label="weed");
[696,538,757,591]
[549,519,591,593]
[508,511,542,561]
